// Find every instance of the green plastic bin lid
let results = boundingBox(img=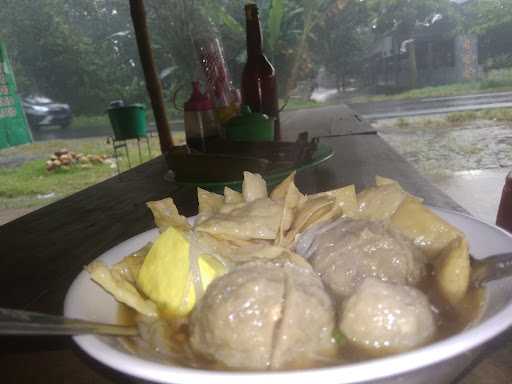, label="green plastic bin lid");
[107,103,146,111]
